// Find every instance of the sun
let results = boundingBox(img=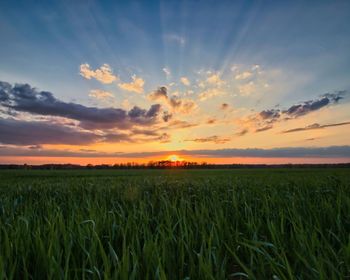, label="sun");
[167,154,182,162]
